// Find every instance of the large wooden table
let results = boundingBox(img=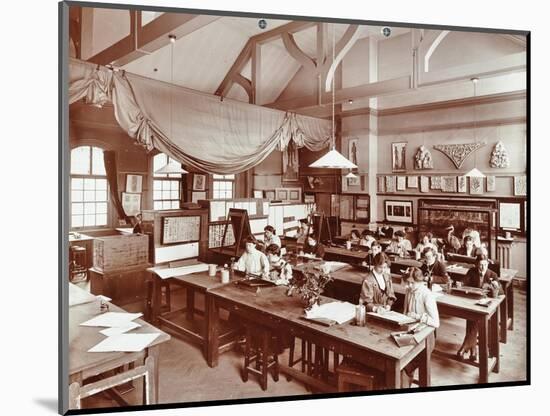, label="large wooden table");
[329,265,504,384]
[148,267,239,365]
[206,284,435,390]
[69,294,170,406]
